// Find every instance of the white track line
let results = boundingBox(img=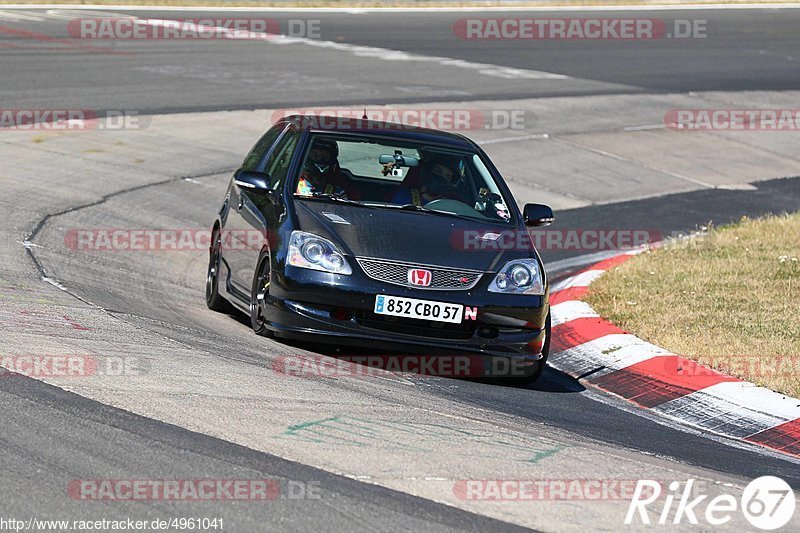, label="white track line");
[135,18,567,80]
[664,381,800,422]
[550,300,599,326]
[0,9,46,21]
[550,333,672,374]
[7,4,800,12]
[550,269,605,291]
[654,381,800,437]
[478,133,550,145]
